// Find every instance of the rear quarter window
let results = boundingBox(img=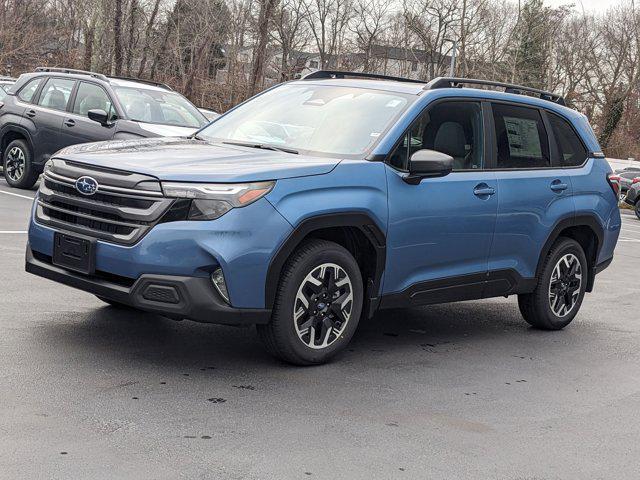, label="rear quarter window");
[548,113,588,167]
